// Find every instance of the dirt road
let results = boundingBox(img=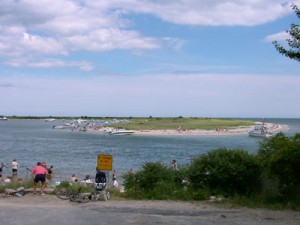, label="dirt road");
[0,194,299,225]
